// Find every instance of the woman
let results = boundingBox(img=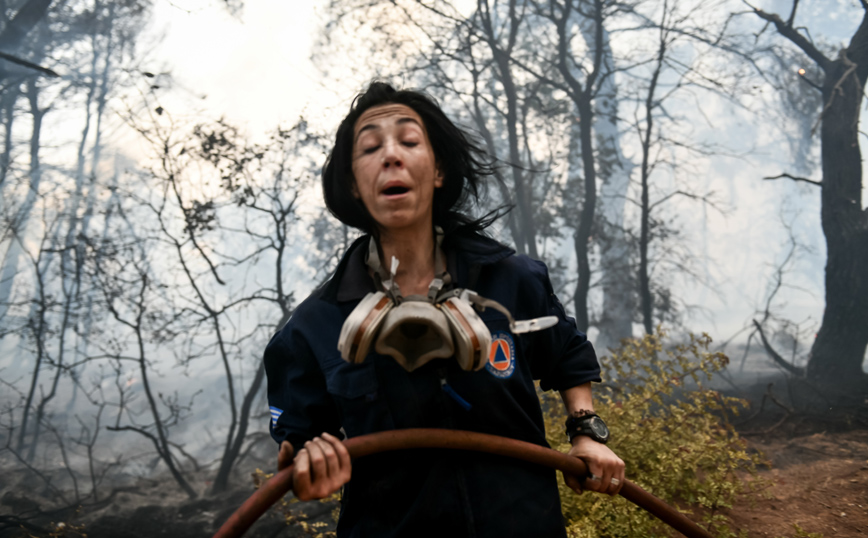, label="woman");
[265,82,624,537]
